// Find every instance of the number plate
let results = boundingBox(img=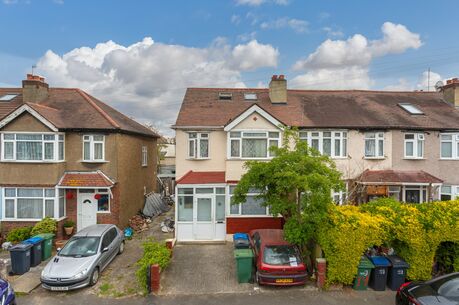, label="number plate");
[276,278,293,283]
[50,286,69,291]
